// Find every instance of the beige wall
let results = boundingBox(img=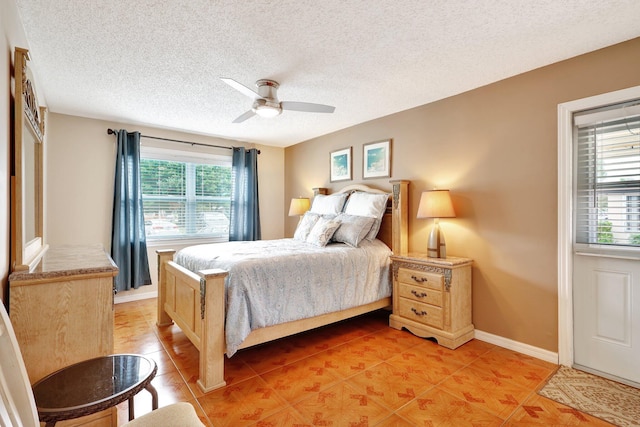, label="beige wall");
[286,37,640,352]
[46,113,285,298]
